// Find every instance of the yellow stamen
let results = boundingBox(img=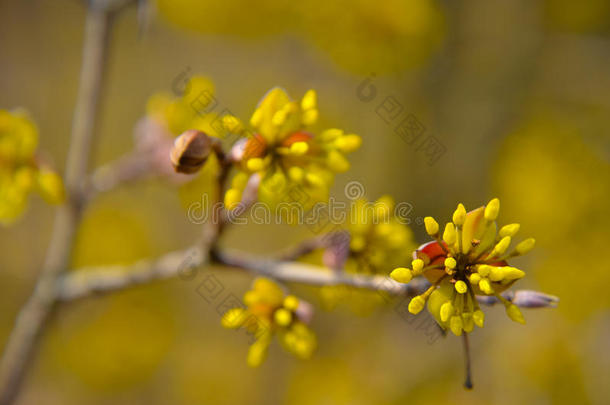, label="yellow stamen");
[452,203,466,226]
[274,308,293,326]
[408,295,426,314]
[455,280,468,294]
[290,141,309,156]
[443,222,456,245]
[484,198,500,221]
[288,166,304,182]
[506,304,525,324]
[327,150,350,172]
[283,295,299,311]
[479,278,494,294]
[305,172,325,188]
[450,315,463,336]
[515,238,536,255]
[476,264,492,277]
[334,134,361,153]
[424,216,439,236]
[489,267,507,282]
[272,109,288,126]
[412,259,425,275]
[390,267,413,284]
[499,223,520,238]
[473,309,485,327]
[503,266,525,280]
[302,109,318,126]
[246,157,265,172]
[440,301,454,322]
[491,236,511,256]
[301,90,317,110]
[462,312,474,333]
[250,108,263,127]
